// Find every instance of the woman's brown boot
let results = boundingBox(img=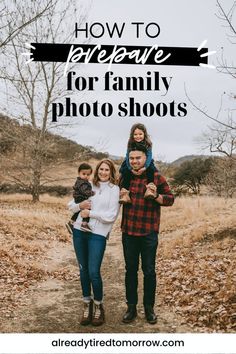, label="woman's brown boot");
[92,303,105,326]
[80,300,93,325]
